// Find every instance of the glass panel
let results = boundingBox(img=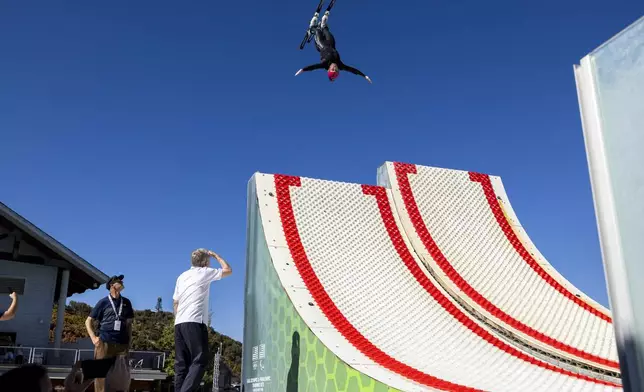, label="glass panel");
[577,15,644,389]
[591,16,644,351]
